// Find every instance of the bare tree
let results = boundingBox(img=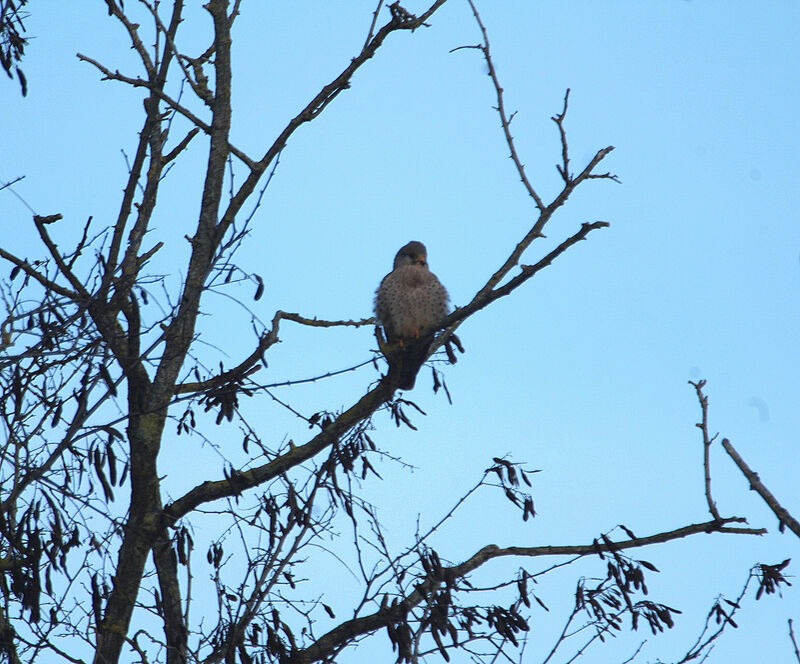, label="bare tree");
[0,3,795,664]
